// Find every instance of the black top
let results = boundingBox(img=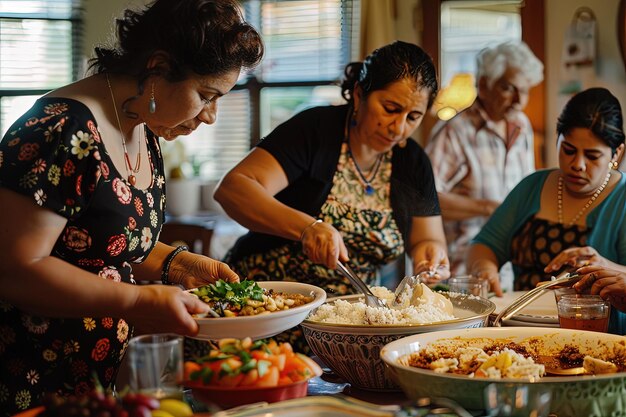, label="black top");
[226,104,440,262]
